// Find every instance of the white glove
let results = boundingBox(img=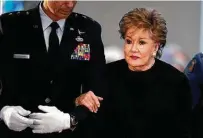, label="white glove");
[29,105,70,134]
[0,106,33,131]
